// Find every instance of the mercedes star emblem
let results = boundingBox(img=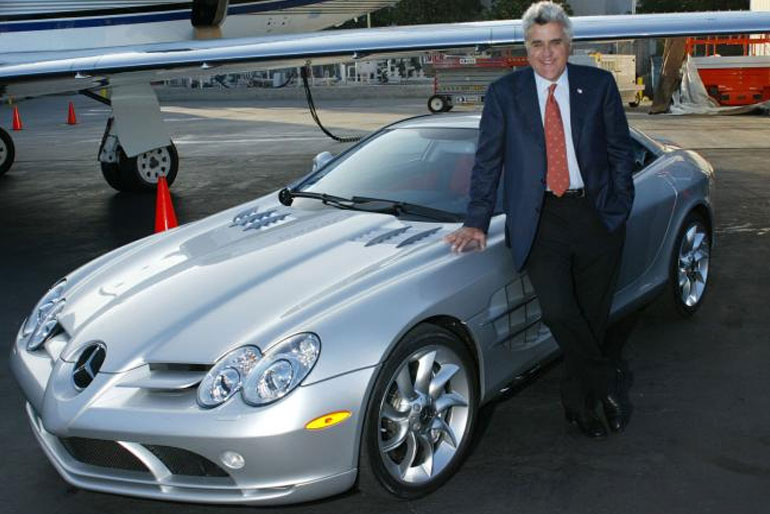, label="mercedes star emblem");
[72,343,106,390]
